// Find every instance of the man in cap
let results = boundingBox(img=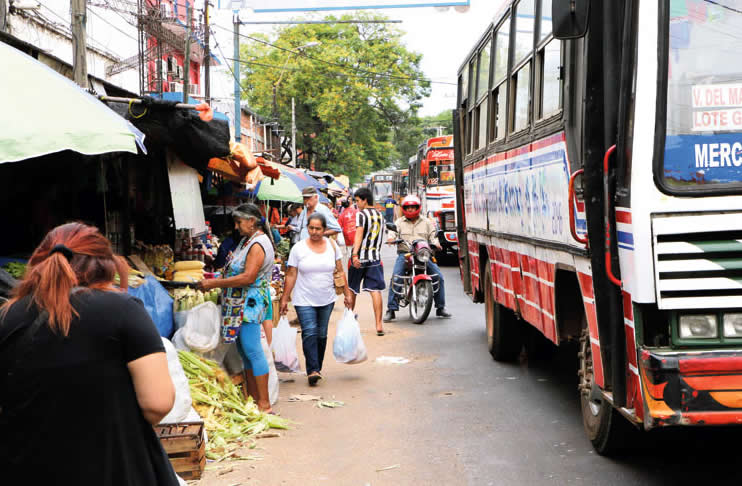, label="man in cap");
[297,186,342,240]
